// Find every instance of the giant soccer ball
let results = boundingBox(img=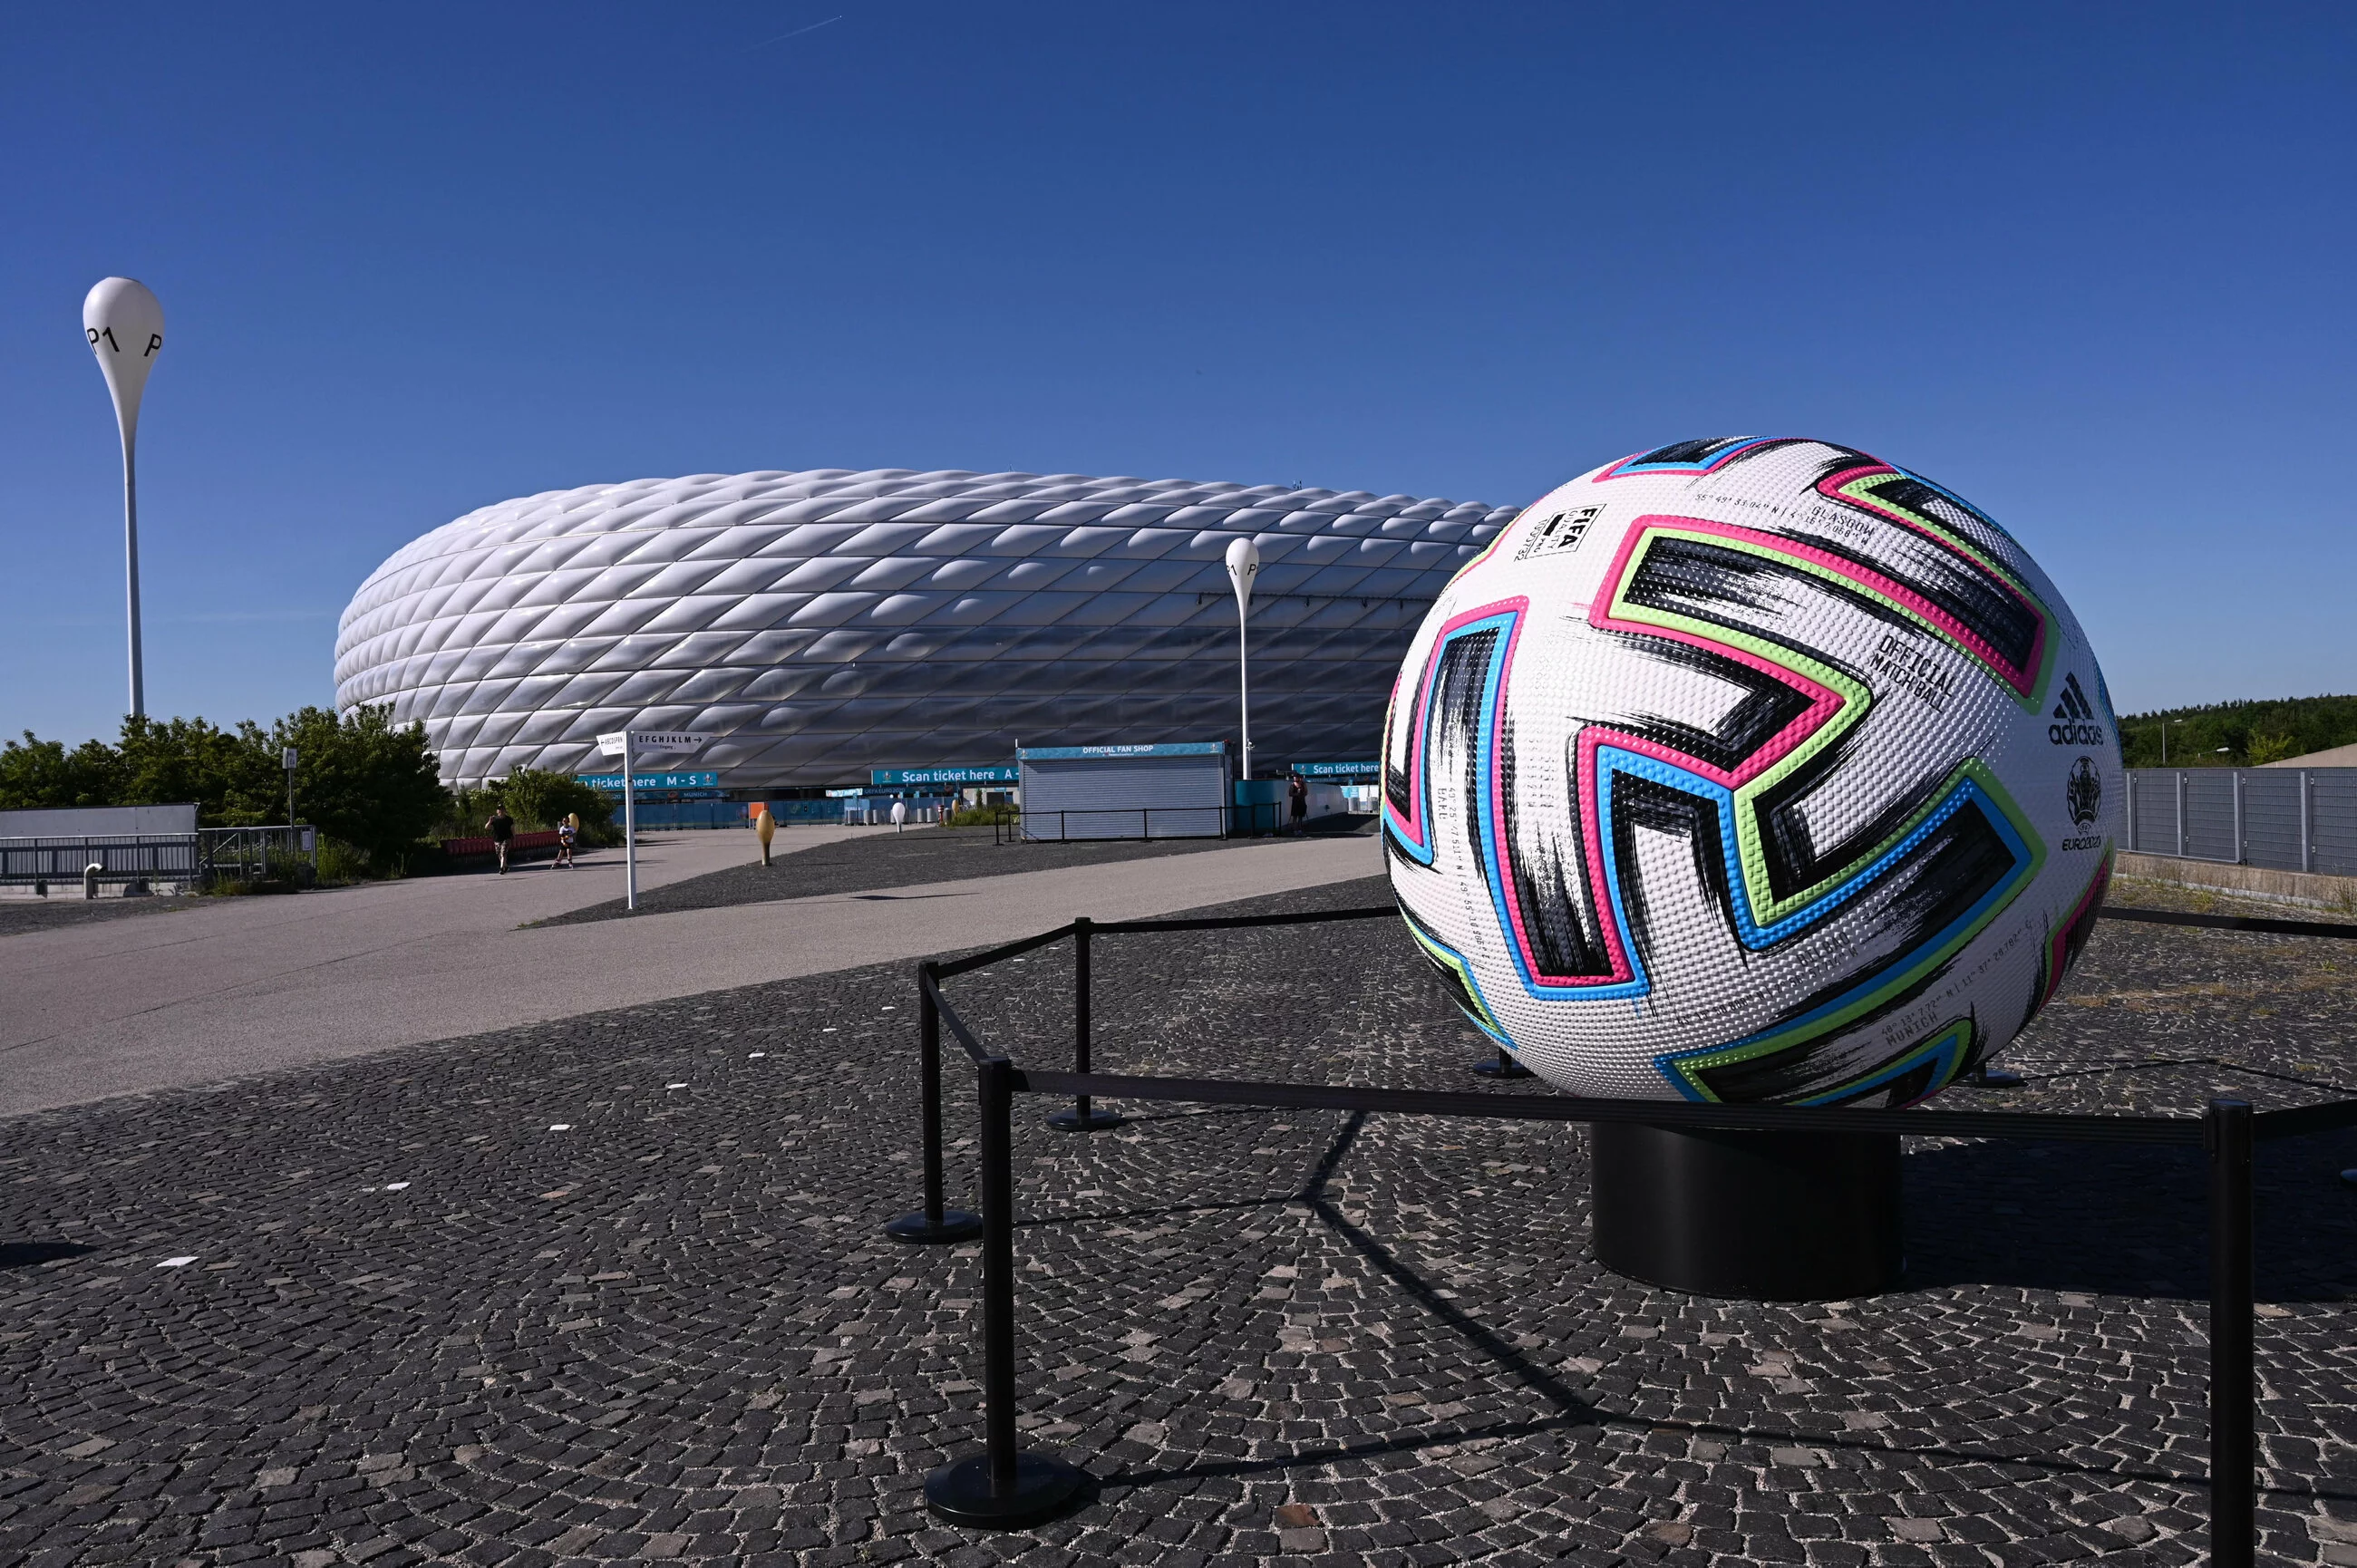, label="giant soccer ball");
[1383,438,2121,1107]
